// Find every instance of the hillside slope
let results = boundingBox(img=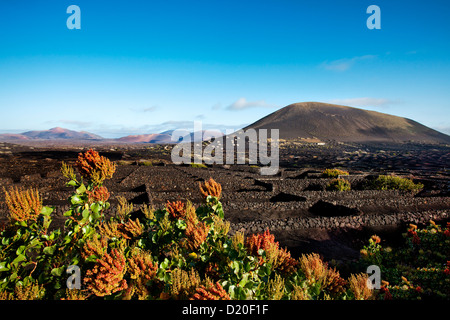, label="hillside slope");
[244,102,450,143]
